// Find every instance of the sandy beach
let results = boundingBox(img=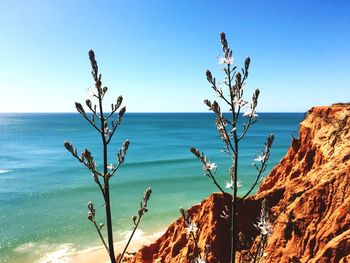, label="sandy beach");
[47,230,165,263]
